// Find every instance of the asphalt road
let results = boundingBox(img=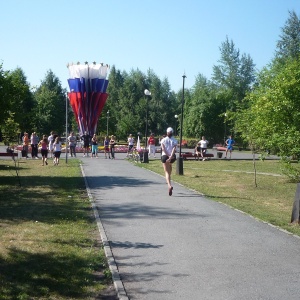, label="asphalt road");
[80,152,300,300]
